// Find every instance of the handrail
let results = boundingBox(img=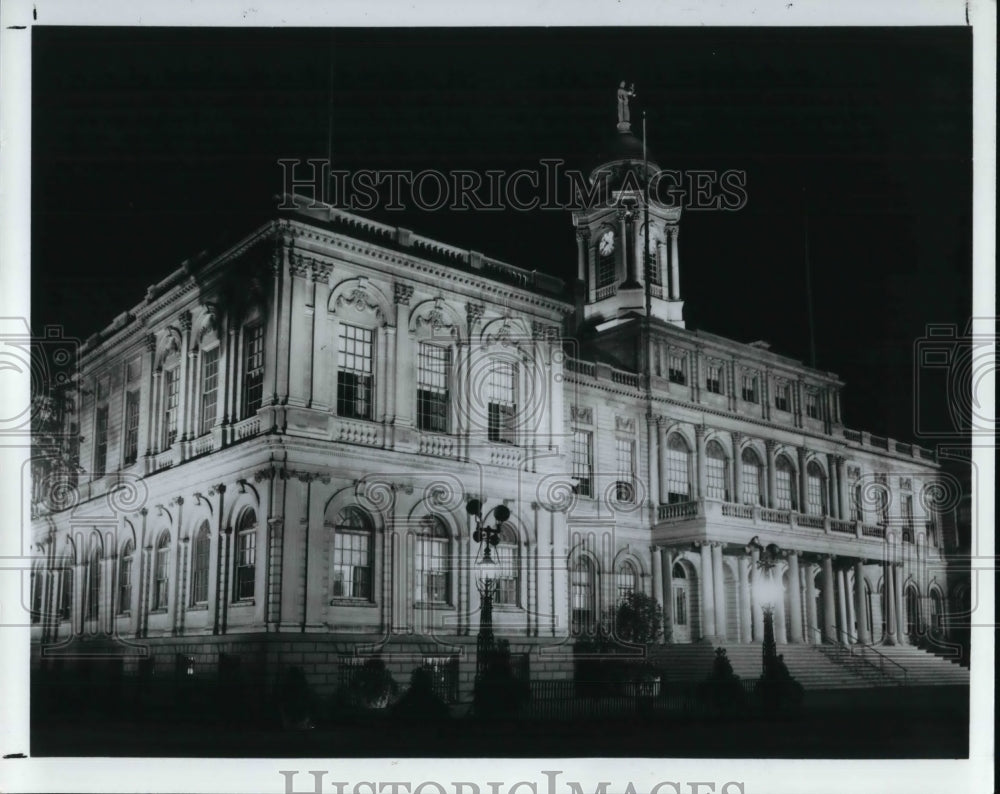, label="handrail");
[845,631,908,685]
[811,627,907,686]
